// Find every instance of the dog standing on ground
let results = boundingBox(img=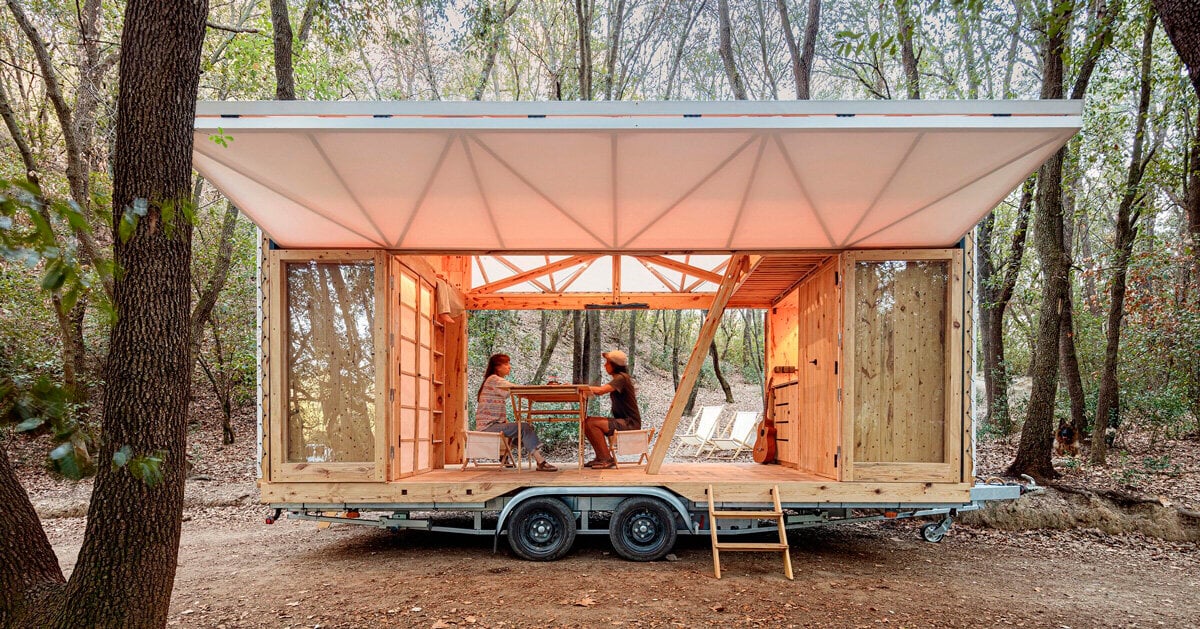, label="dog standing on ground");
[1055,423,1080,457]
